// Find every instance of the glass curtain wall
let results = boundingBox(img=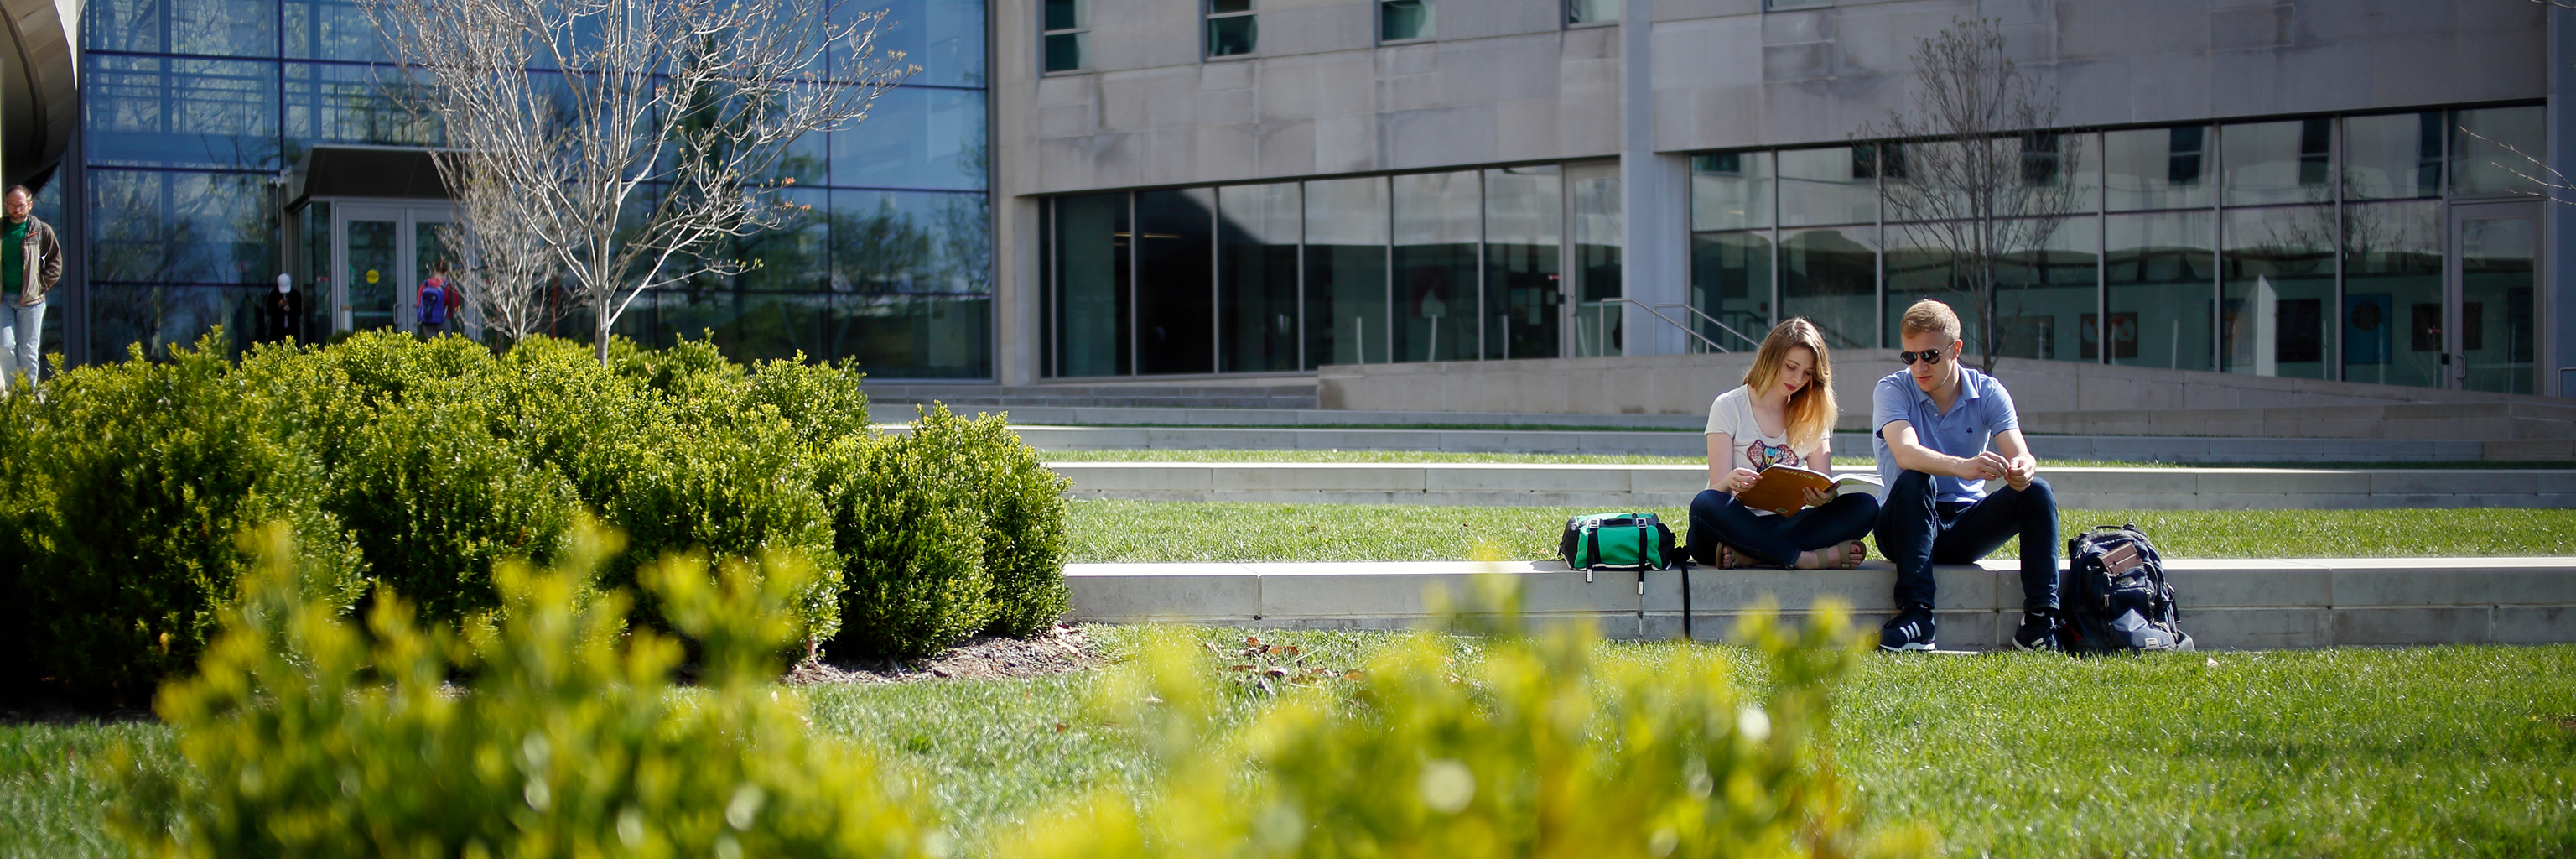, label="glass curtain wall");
[1567,164,1623,356]
[1304,177,1389,367]
[1777,146,1877,351]
[1688,152,1773,351]
[1483,165,1561,361]
[1134,188,1216,374]
[80,0,993,376]
[1052,192,1130,377]
[1392,171,1480,362]
[1218,182,1300,372]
